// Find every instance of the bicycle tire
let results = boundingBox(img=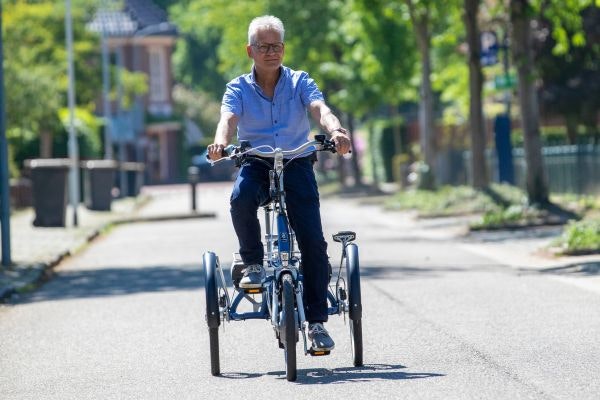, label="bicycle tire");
[281,273,297,381]
[203,252,220,376]
[346,243,363,367]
